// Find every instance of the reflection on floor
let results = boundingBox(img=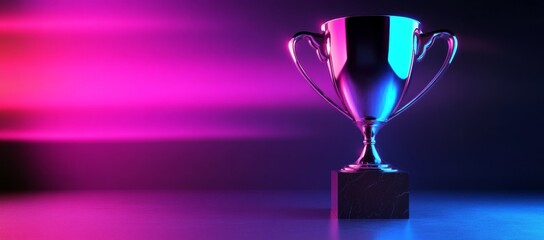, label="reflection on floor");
[0,191,542,239]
